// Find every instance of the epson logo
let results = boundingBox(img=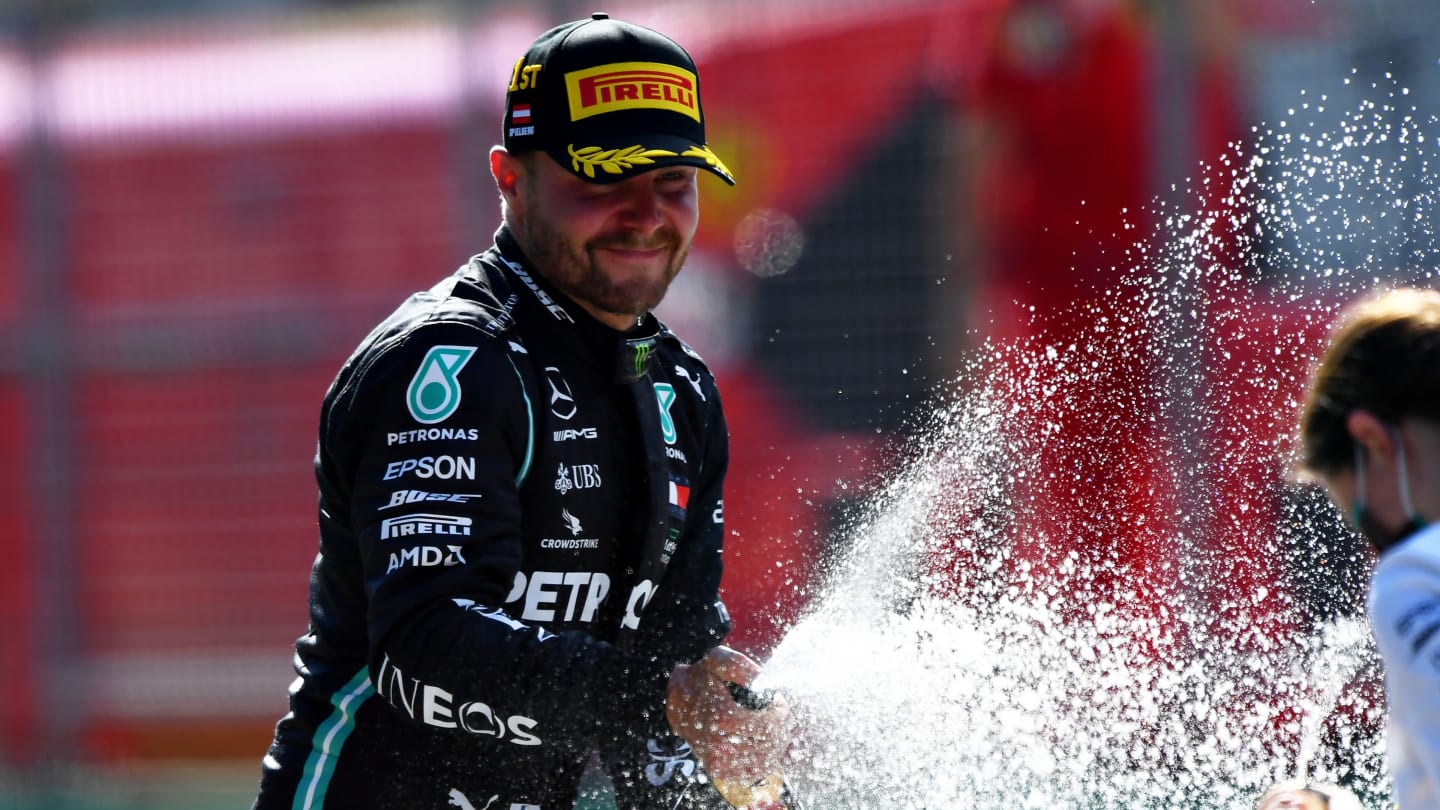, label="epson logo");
[382,490,483,510]
[380,513,473,540]
[376,655,541,746]
[386,544,467,573]
[383,455,477,481]
[553,428,598,442]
